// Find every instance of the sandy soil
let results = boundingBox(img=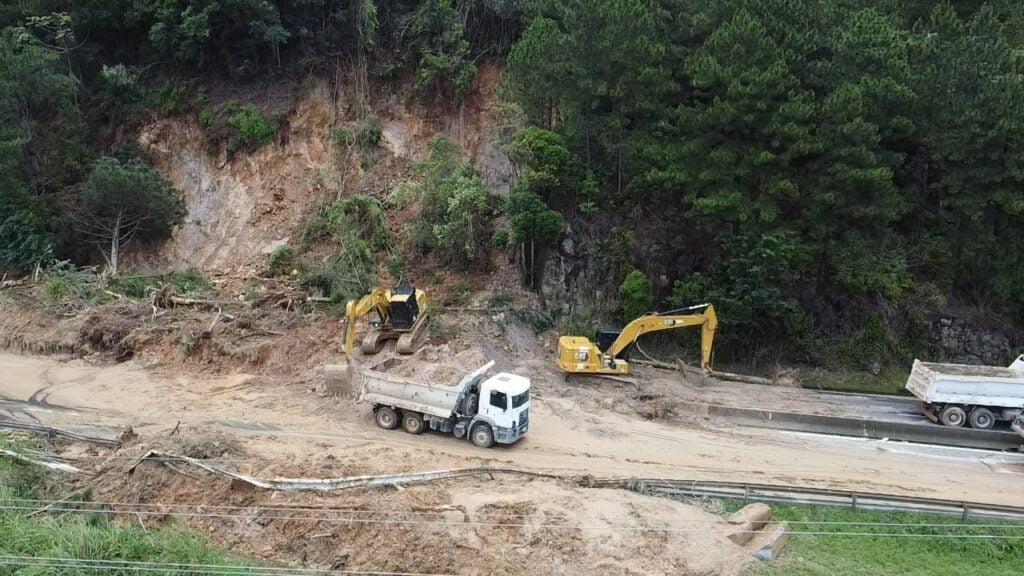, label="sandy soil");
[2,350,1022,508]
[88,458,753,576]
